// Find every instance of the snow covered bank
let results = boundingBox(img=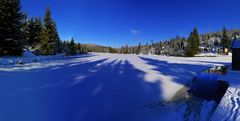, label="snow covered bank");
[0,51,65,65]
[211,70,240,121]
[0,53,231,121]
